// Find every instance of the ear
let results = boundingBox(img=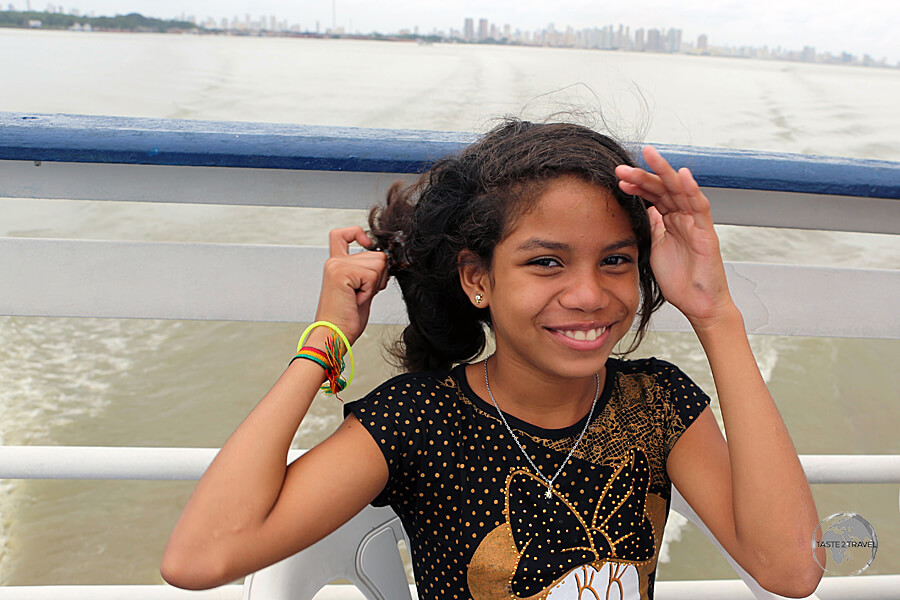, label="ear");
[457,250,490,309]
